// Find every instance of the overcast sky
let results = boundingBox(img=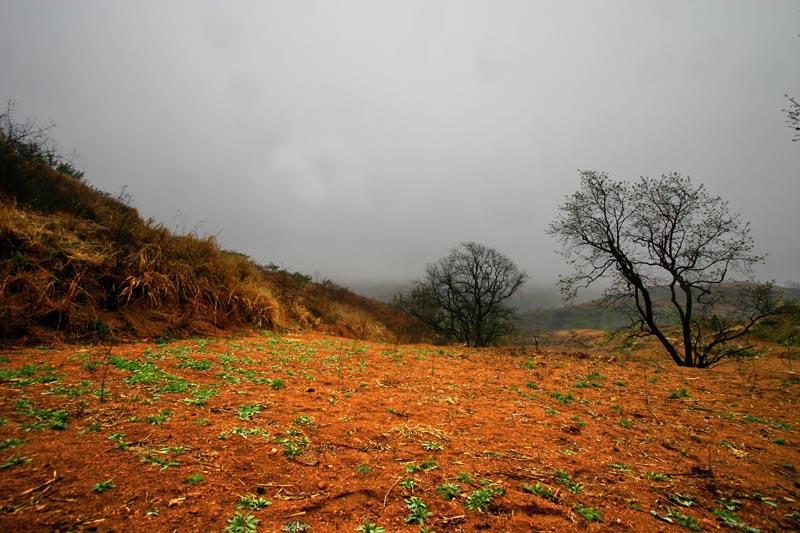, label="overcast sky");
[2,1,799,291]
